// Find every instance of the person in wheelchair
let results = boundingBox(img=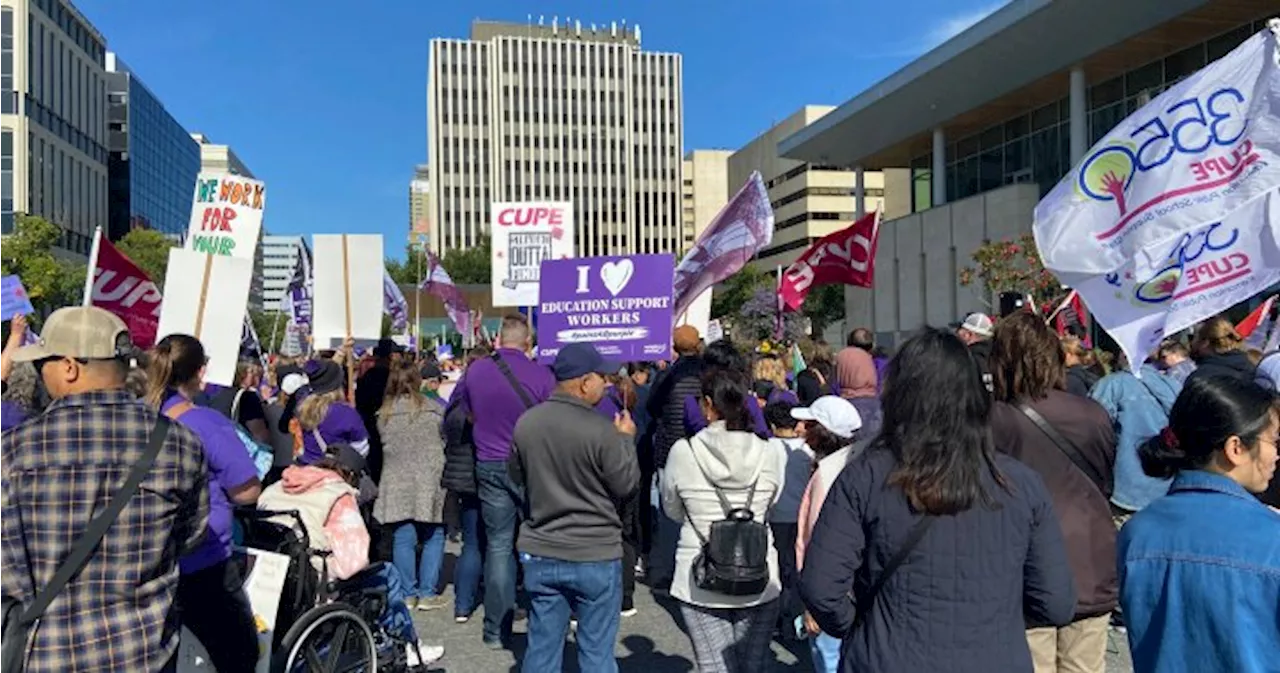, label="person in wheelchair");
[257,442,445,667]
